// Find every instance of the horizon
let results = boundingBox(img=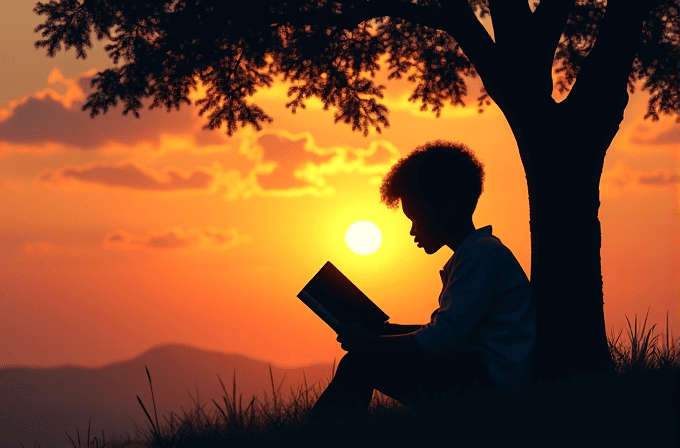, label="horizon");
[1,310,677,371]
